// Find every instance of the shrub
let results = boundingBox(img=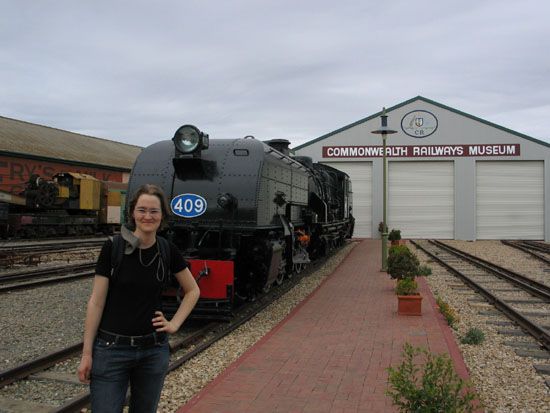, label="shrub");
[436,297,459,328]
[386,343,477,413]
[389,244,409,256]
[395,277,418,295]
[388,228,402,241]
[387,246,420,280]
[461,328,485,345]
[418,264,432,276]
